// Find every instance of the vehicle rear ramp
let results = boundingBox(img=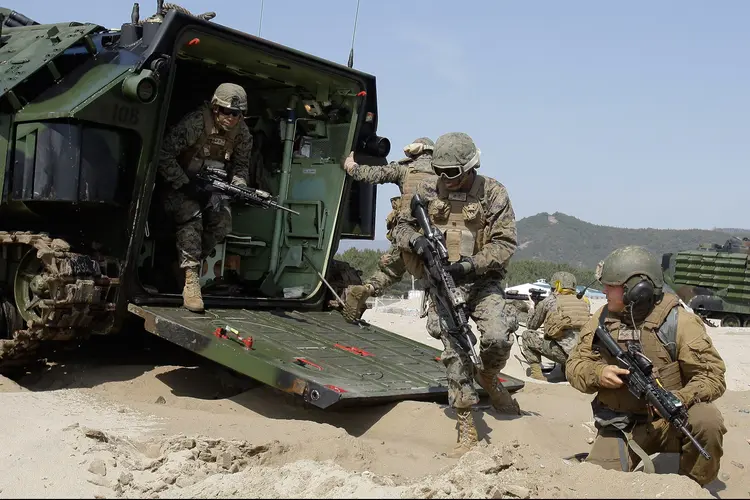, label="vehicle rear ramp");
[128,305,525,409]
